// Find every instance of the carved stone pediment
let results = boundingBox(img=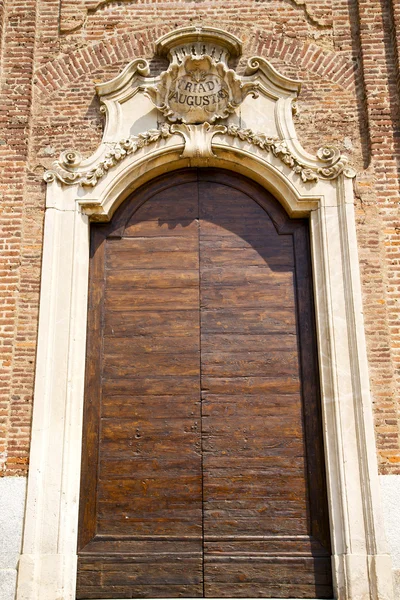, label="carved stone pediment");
[43,25,355,190]
[144,54,258,124]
